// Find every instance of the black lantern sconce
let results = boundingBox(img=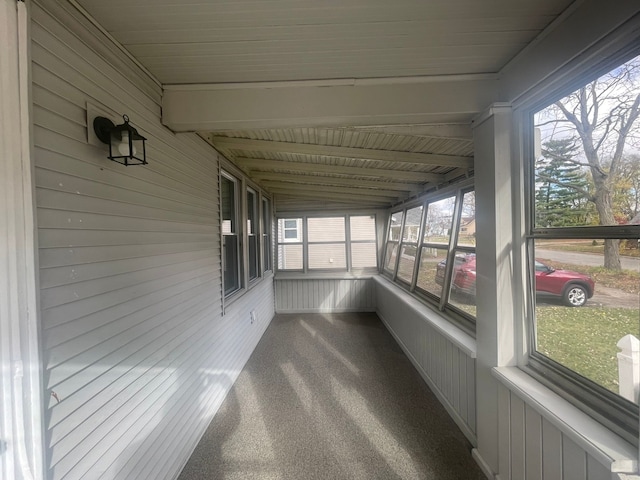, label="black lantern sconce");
[93,114,147,166]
